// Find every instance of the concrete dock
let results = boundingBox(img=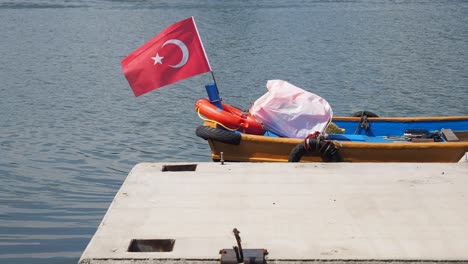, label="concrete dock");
[79,162,468,264]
